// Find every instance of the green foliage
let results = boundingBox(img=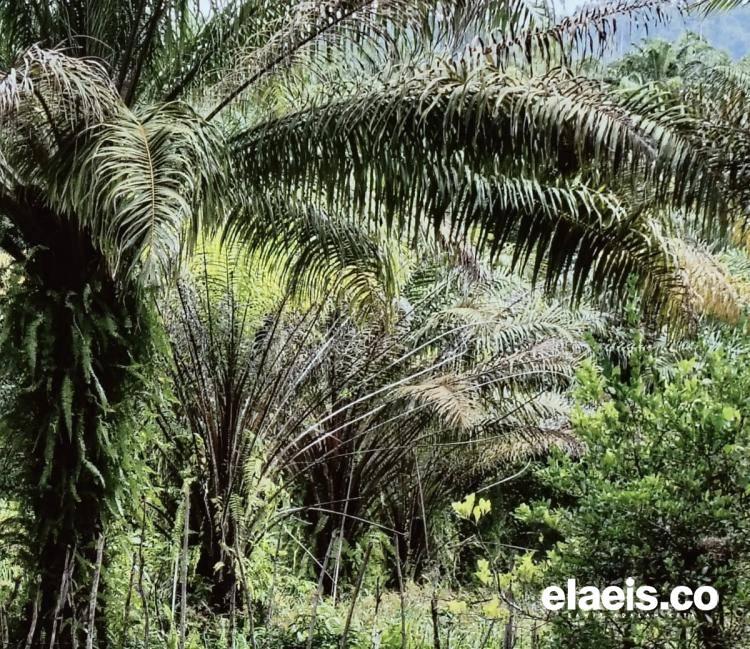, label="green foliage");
[0,260,157,634]
[524,325,750,647]
[255,616,368,649]
[451,493,492,523]
[1,0,750,646]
